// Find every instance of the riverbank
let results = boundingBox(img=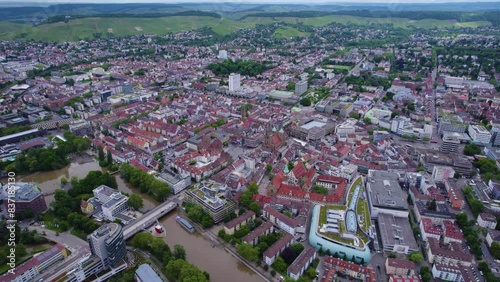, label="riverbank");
[177,207,270,282]
[10,158,264,282]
